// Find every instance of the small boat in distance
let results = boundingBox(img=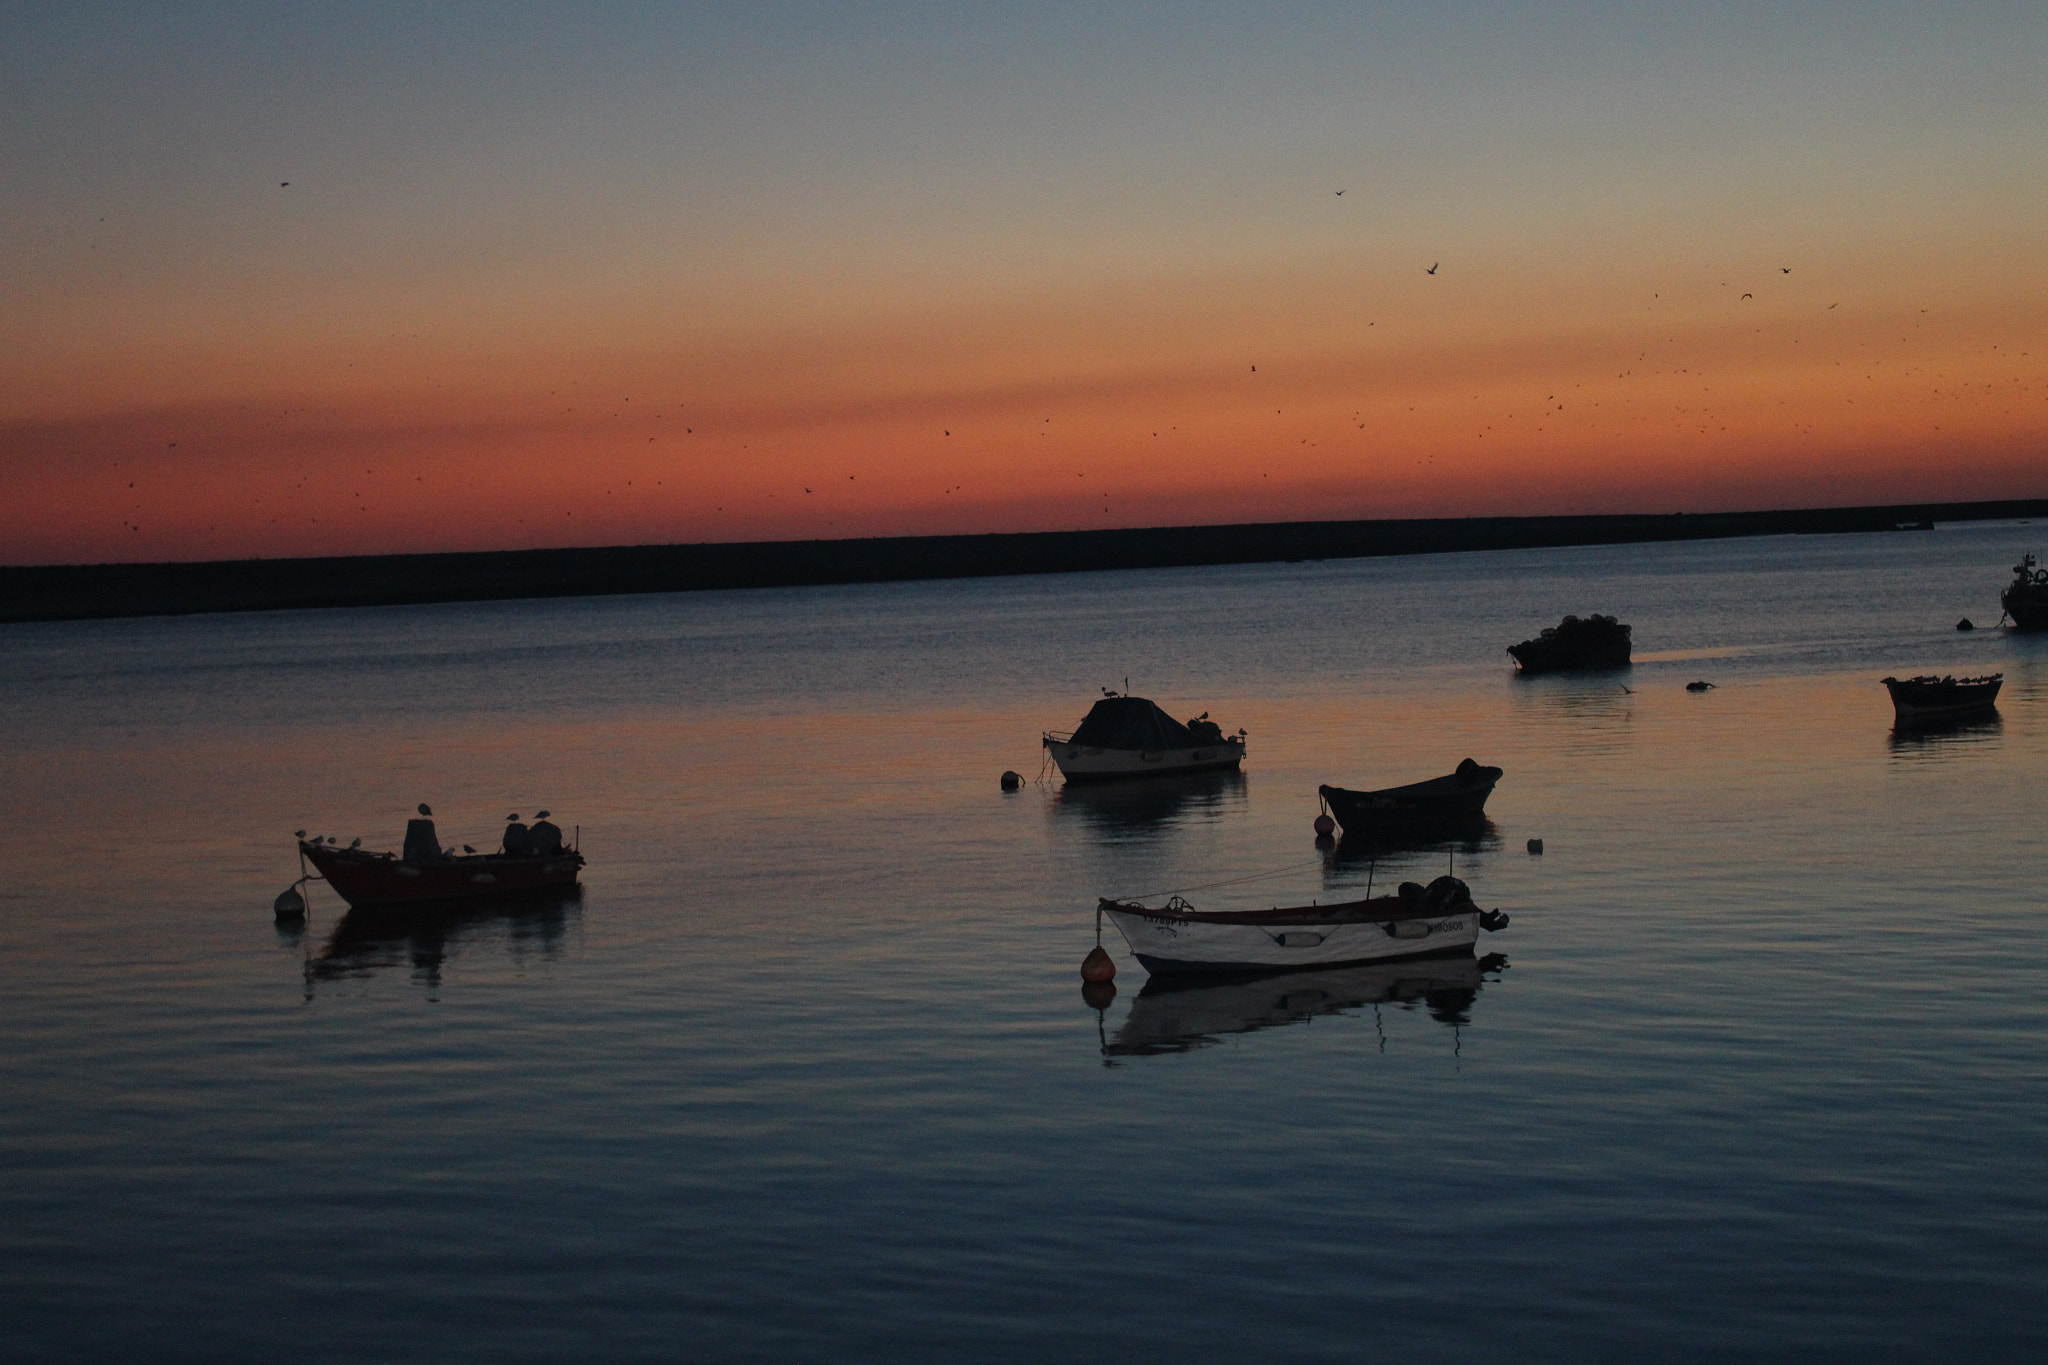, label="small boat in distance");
[295,808,583,909]
[1881,673,2002,722]
[1043,693,1245,782]
[2003,553,2048,630]
[1100,876,1507,975]
[1508,613,1632,672]
[1318,759,1502,840]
